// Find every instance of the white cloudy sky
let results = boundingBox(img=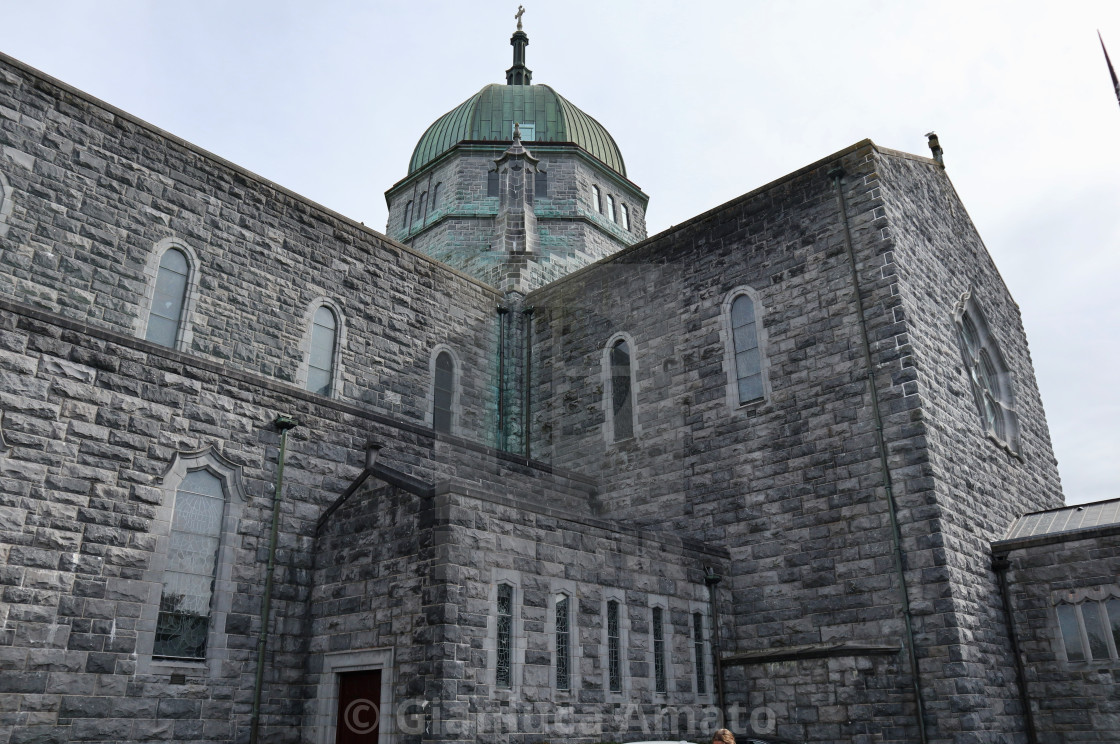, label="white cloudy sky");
[1,1,1117,505]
